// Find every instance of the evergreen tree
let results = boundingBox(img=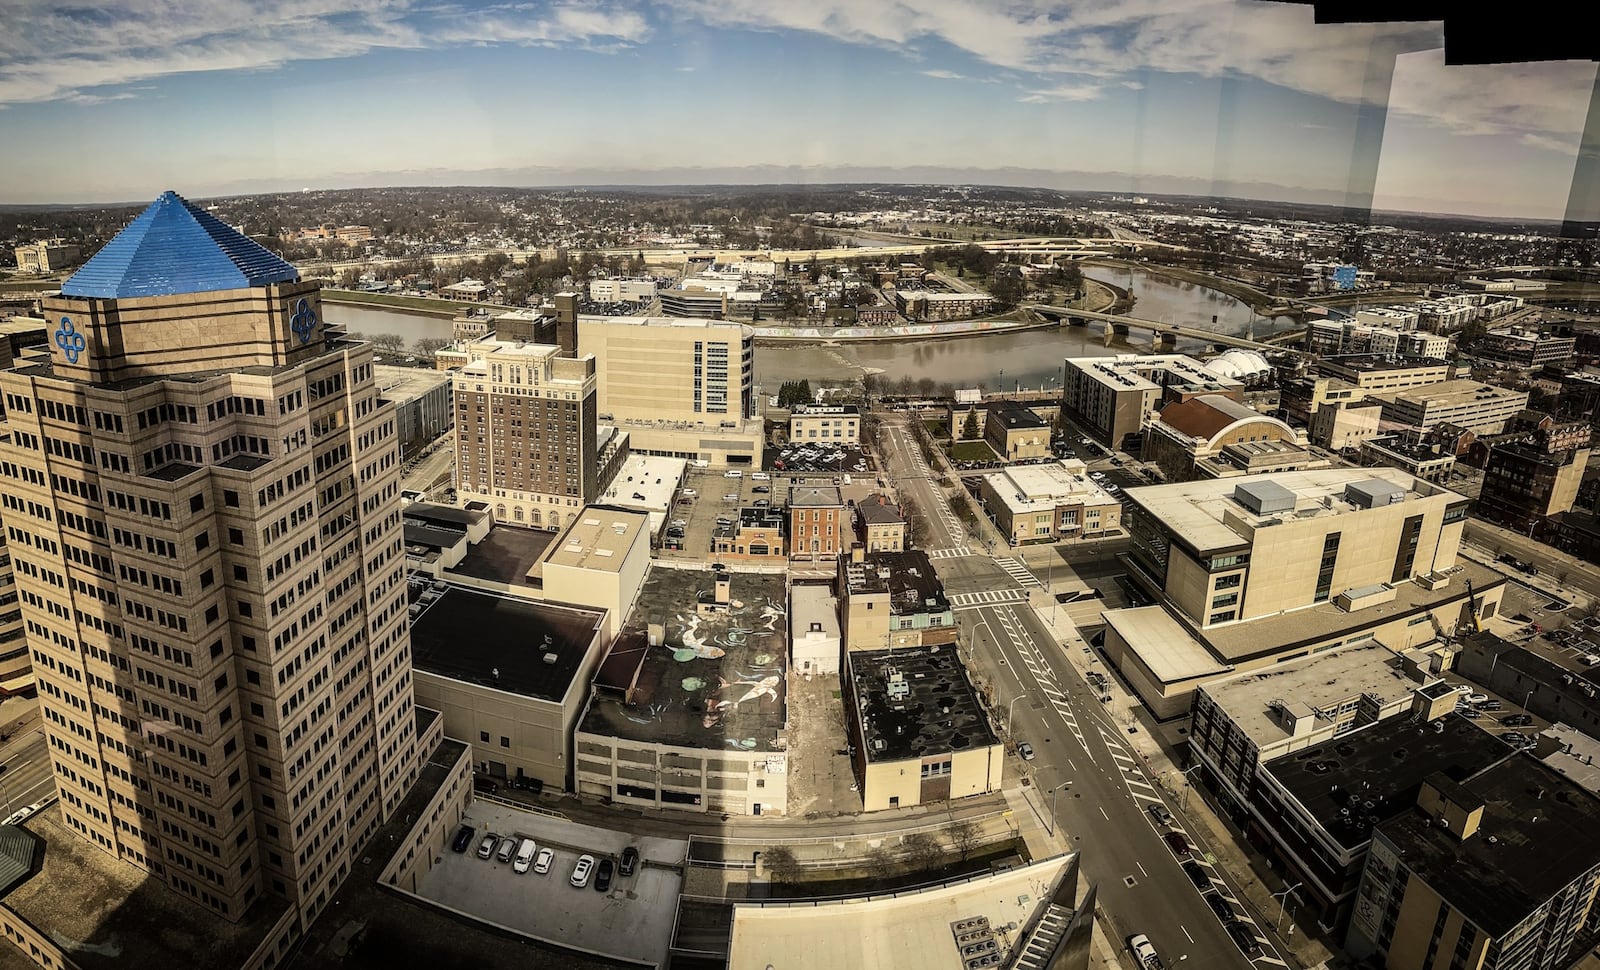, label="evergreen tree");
[961,408,980,440]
